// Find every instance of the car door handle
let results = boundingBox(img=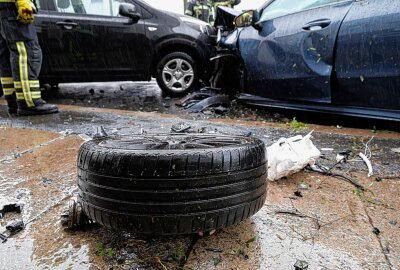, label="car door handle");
[56,21,78,30]
[302,19,331,31]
